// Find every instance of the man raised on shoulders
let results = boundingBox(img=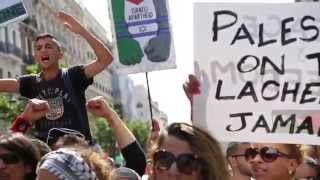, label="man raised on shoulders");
[0,11,113,142]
